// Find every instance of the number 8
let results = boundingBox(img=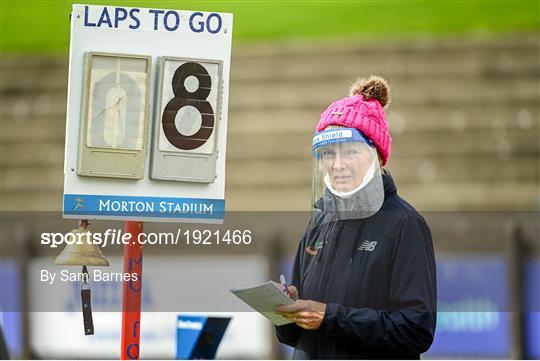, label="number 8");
[162,62,214,150]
